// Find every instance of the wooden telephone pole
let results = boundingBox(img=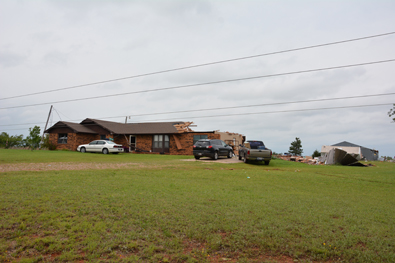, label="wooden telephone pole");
[41,105,53,144]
